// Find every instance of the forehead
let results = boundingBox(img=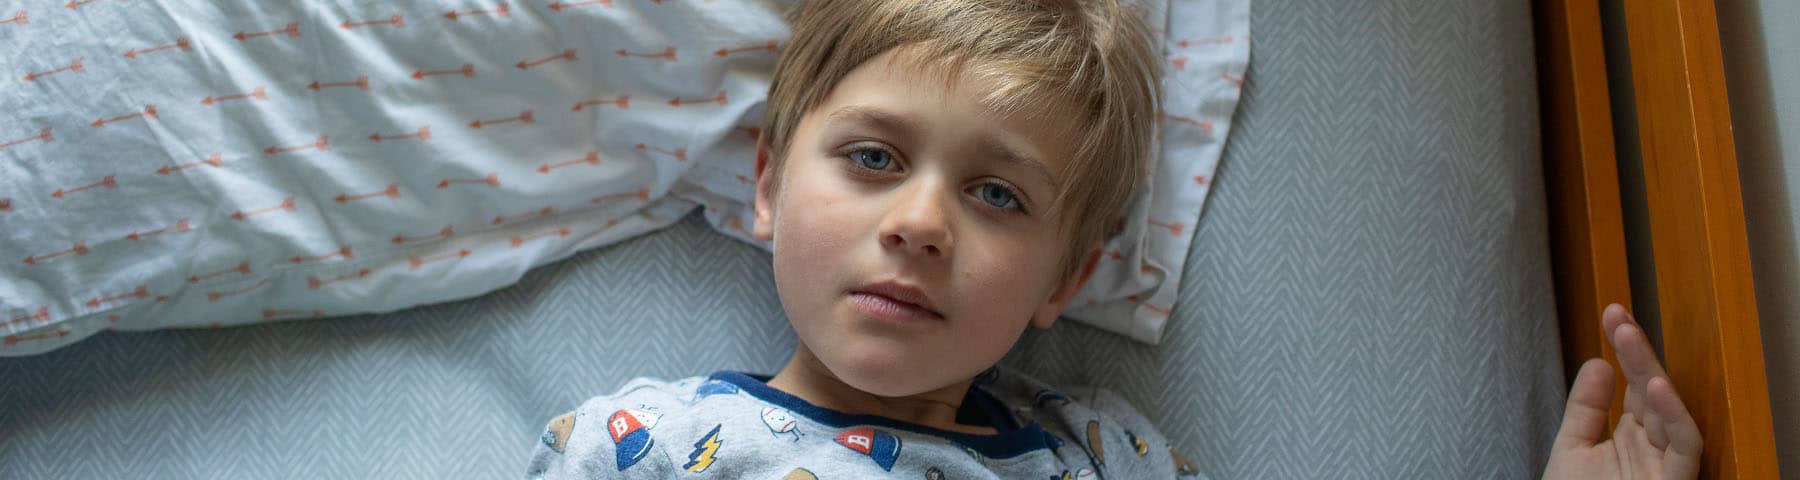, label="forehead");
[812,46,1085,169]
